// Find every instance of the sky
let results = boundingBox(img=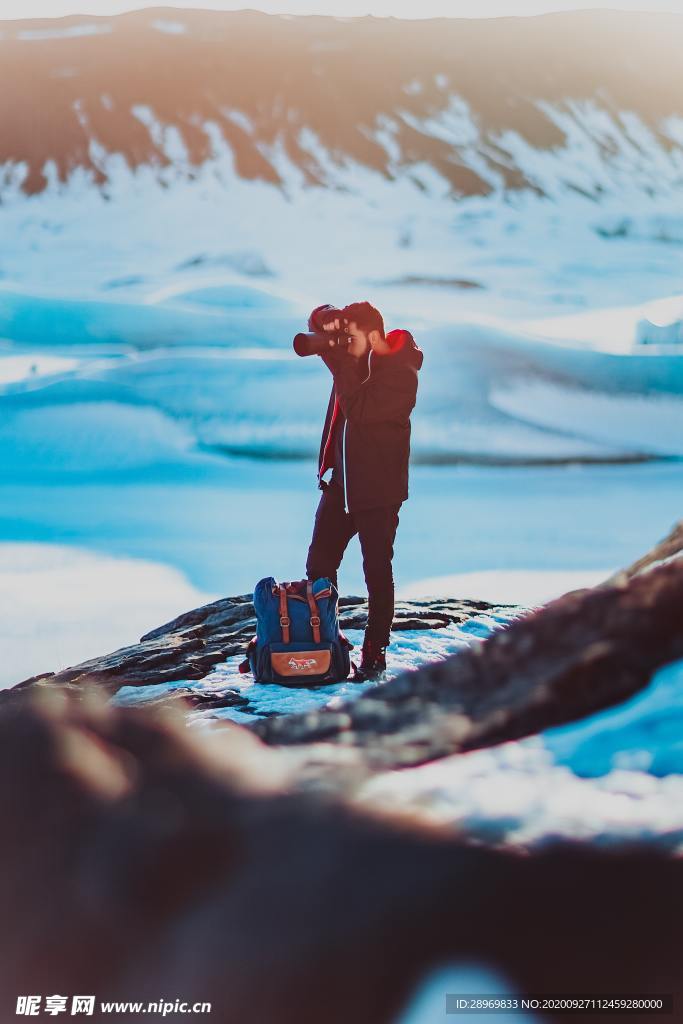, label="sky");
[0,0,680,21]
